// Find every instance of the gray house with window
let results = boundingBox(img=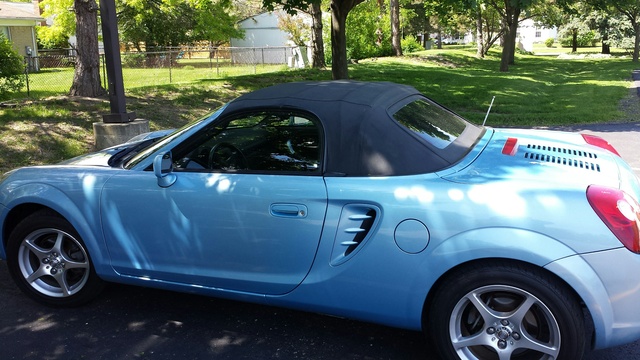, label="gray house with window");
[0,1,43,58]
